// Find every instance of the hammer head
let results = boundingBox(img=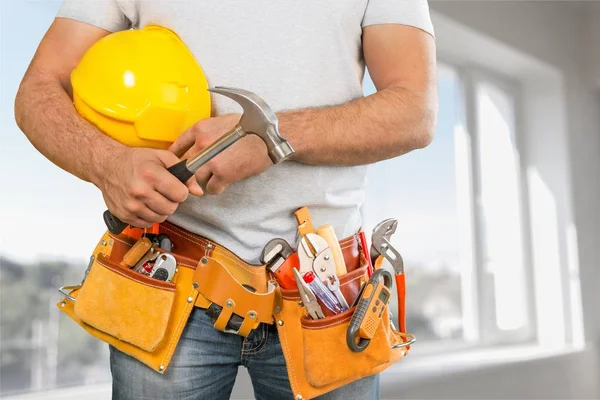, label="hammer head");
[208,86,294,164]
